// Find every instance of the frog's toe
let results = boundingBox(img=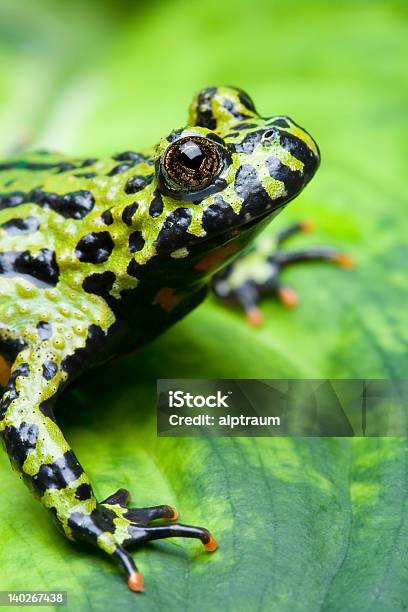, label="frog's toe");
[125,504,179,523]
[102,488,131,506]
[124,522,217,552]
[331,253,355,269]
[246,306,264,326]
[113,545,144,592]
[277,285,299,308]
[127,570,144,592]
[101,491,178,522]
